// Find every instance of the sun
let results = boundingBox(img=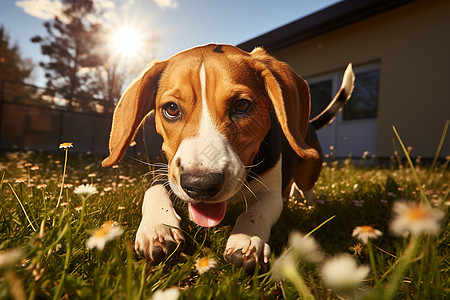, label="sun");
[110,26,143,58]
